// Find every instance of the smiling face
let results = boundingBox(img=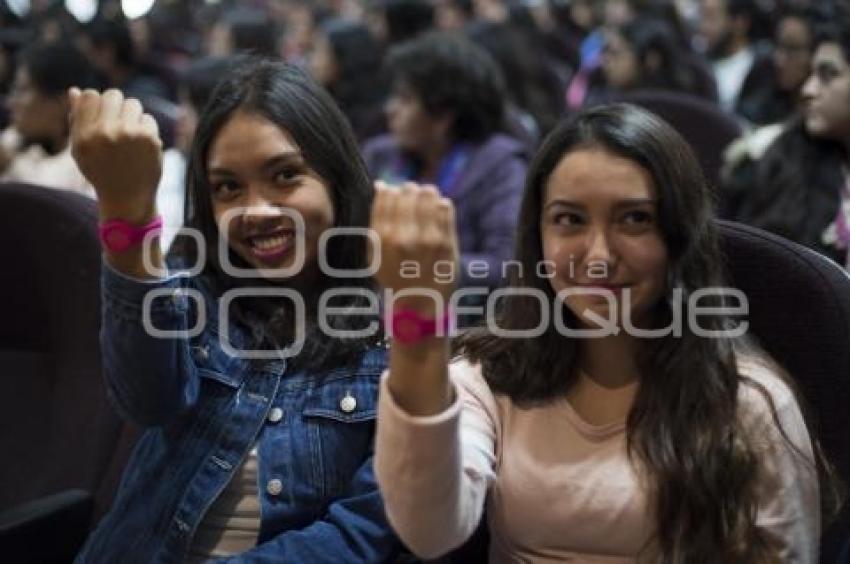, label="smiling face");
[540,148,669,328]
[207,110,335,282]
